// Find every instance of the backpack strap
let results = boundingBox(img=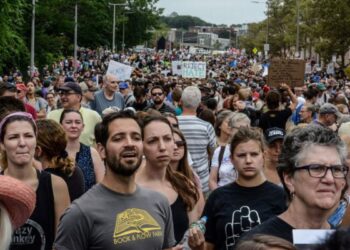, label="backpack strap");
[217,146,226,182]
